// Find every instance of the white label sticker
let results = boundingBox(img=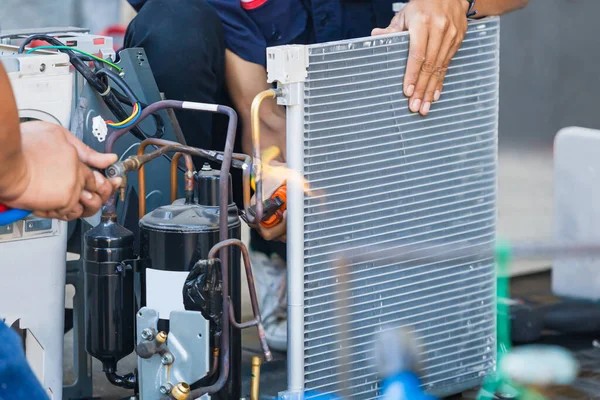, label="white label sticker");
[145,269,190,320]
